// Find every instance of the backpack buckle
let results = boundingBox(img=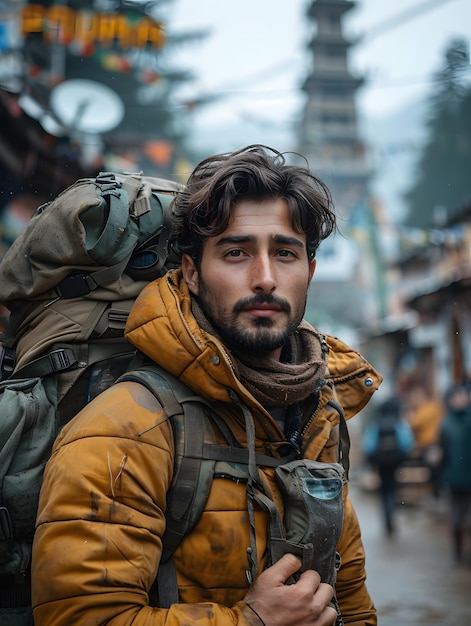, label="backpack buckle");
[55,271,97,298]
[0,506,13,541]
[0,346,15,379]
[95,172,118,185]
[48,348,74,372]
